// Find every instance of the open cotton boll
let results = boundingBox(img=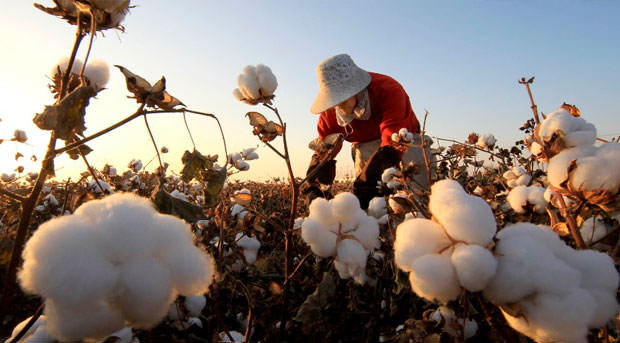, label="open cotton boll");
[232,88,245,101]
[238,73,260,100]
[52,57,83,78]
[117,259,175,328]
[330,192,361,222]
[507,186,547,214]
[99,327,133,343]
[580,215,617,246]
[367,197,387,218]
[256,64,277,96]
[409,253,461,303]
[569,143,620,193]
[83,59,110,89]
[335,239,368,279]
[547,146,596,188]
[45,299,125,342]
[19,215,120,308]
[502,288,595,343]
[7,315,51,343]
[477,133,496,149]
[429,180,496,246]
[157,241,215,296]
[236,233,261,264]
[538,108,597,148]
[394,218,451,272]
[219,331,244,343]
[451,244,497,292]
[184,294,206,317]
[300,217,338,257]
[351,214,380,250]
